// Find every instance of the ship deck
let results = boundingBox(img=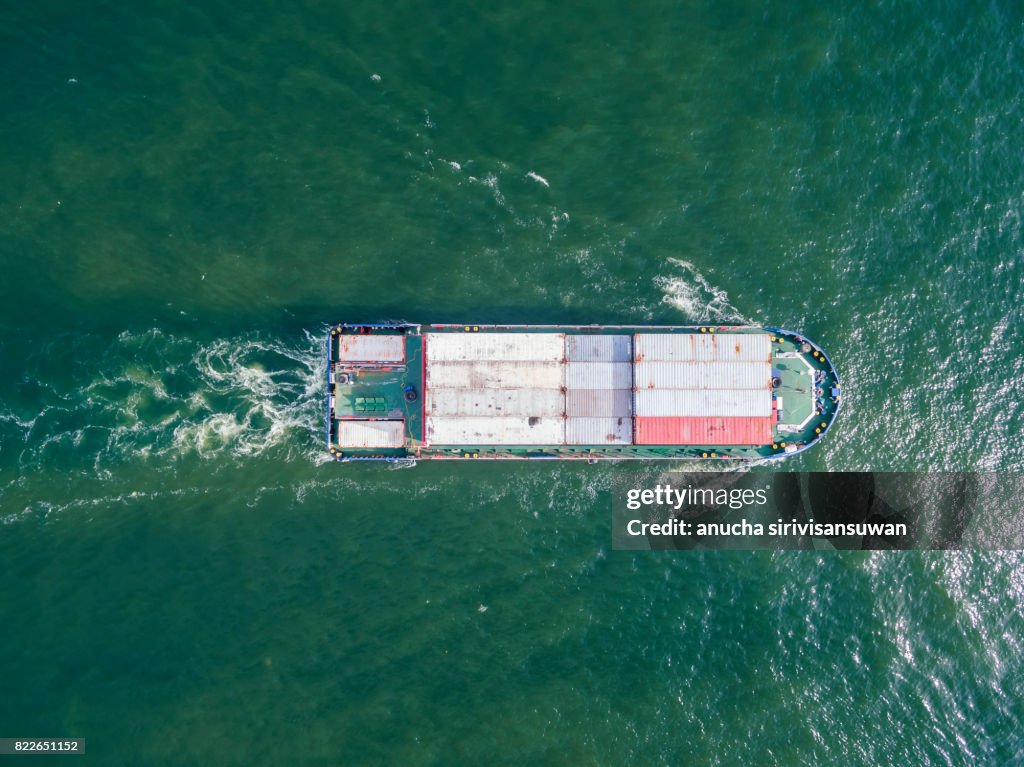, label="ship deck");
[326,324,841,462]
